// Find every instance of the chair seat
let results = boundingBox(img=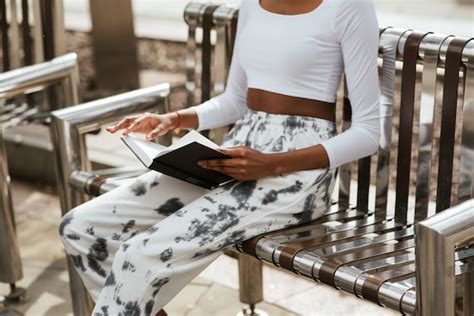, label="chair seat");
[238,204,473,313]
